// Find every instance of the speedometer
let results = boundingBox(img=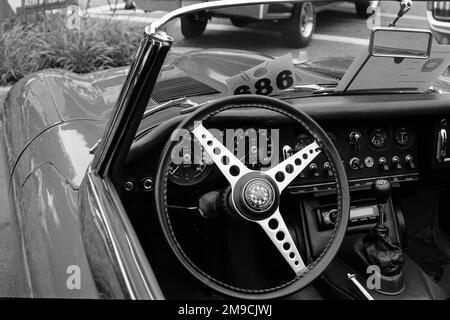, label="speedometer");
[168,141,212,186]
